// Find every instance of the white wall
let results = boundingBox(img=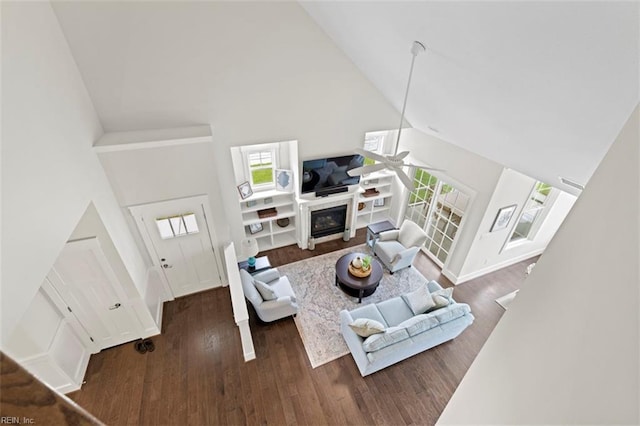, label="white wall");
[1,2,147,344]
[97,141,229,263]
[455,168,576,282]
[52,1,402,250]
[397,128,504,278]
[68,203,138,299]
[438,104,639,425]
[5,289,62,360]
